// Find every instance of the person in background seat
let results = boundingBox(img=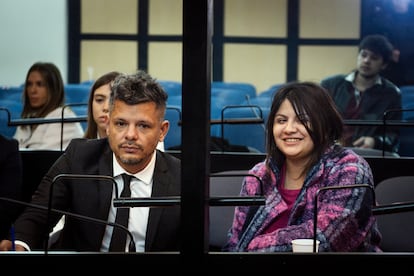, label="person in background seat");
[13,62,84,150]
[321,35,401,155]
[84,71,121,139]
